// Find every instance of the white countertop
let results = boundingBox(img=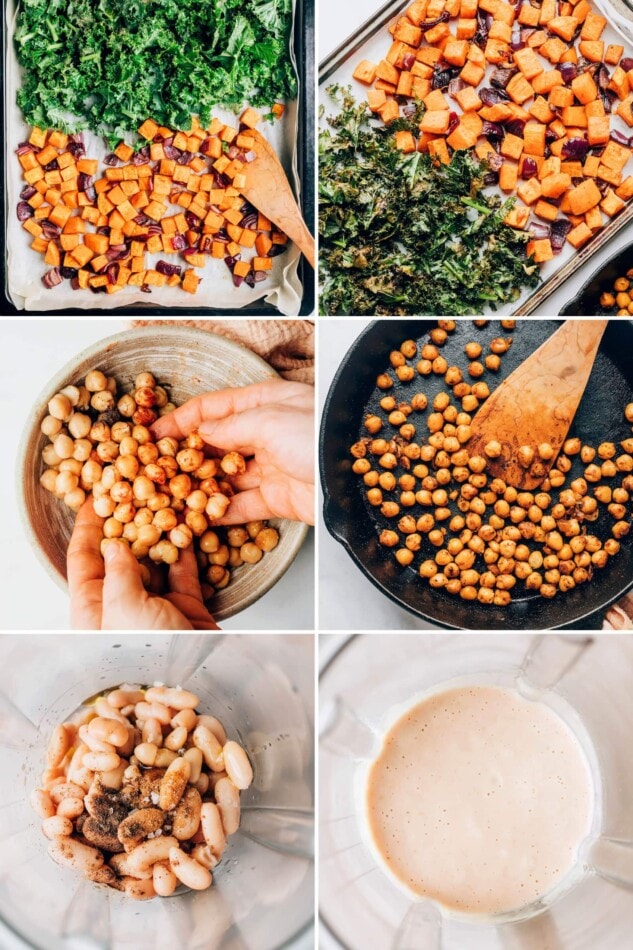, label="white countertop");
[318,0,633,317]
[0,319,314,631]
